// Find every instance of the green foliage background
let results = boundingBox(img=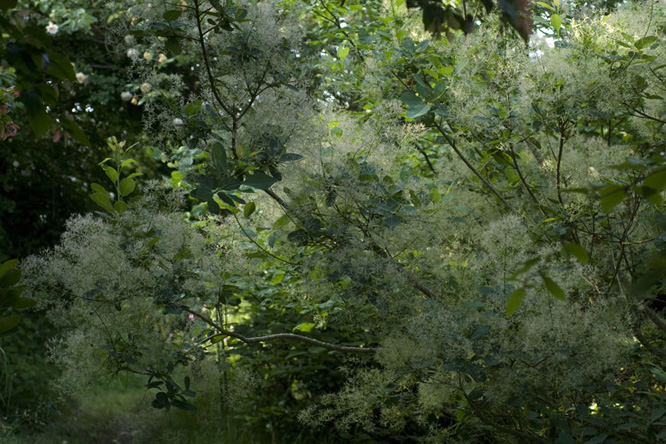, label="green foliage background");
[1,0,666,442]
